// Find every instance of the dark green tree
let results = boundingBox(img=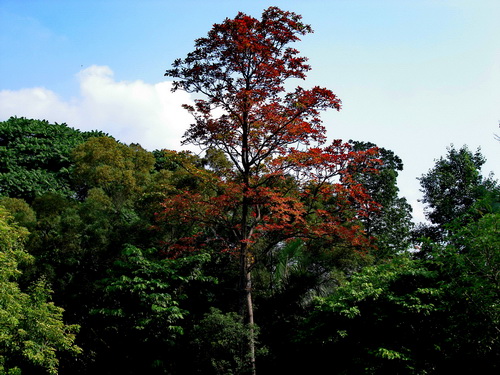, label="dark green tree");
[0,197,36,230]
[350,141,413,256]
[417,145,496,240]
[22,137,159,373]
[307,254,442,375]
[188,307,264,375]
[304,209,499,374]
[90,245,214,375]
[0,117,106,202]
